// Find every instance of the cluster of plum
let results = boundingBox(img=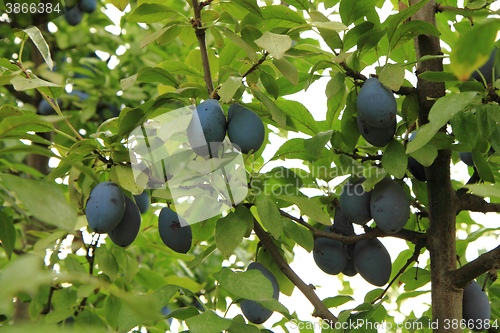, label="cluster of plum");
[313,176,409,286]
[64,0,96,26]
[187,99,265,157]
[85,181,192,253]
